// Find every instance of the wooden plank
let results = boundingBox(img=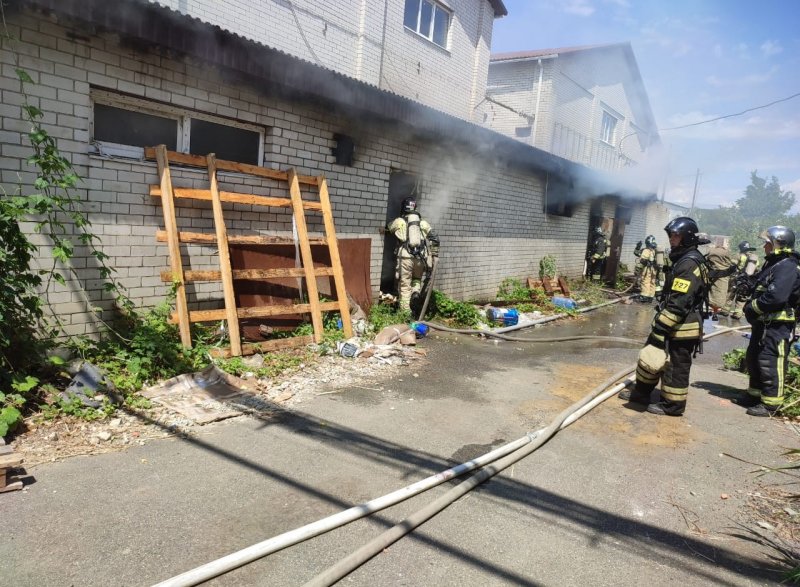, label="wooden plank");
[160,267,337,283]
[0,453,23,468]
[209,335,314,358]
[143,147,319,186]
[155,230,326,246]
[155,145,192,347]
[317,176,352,338]
[288,169,324,343]
[207,154,242,356]
[170,301,341,323]
[527,277,542,290]
[150,186,323,211]
[0,480,23,493]
[557,276,572,297]
[541,277,555,296]
[0,469,6,489]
